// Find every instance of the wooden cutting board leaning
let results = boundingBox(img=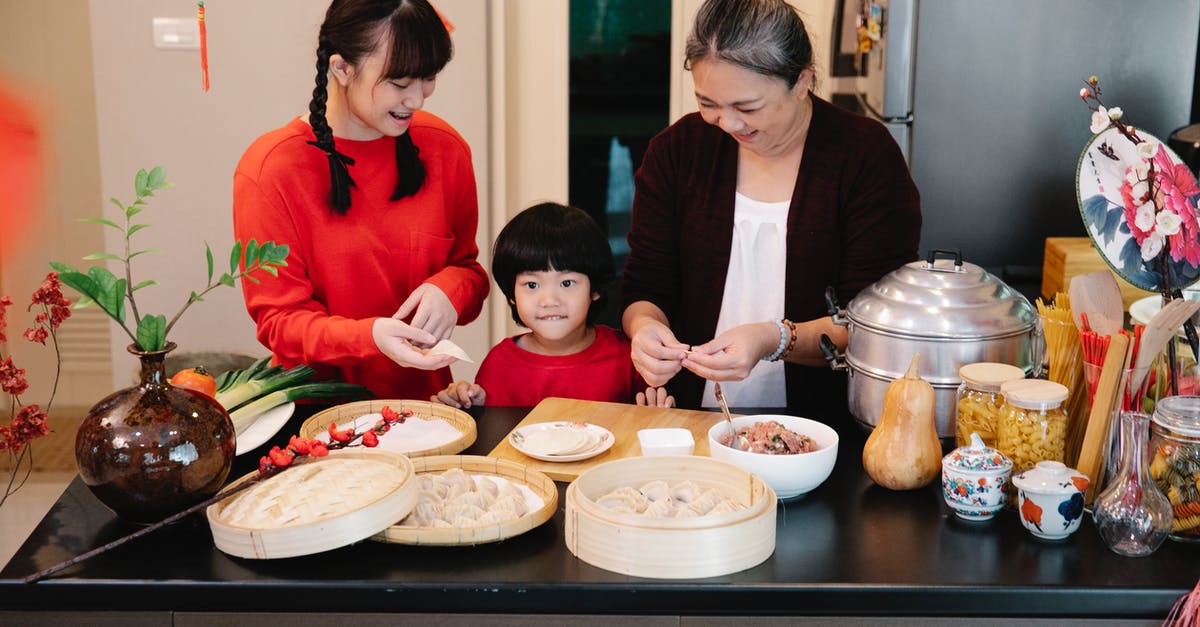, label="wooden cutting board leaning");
[487,397,729,482]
